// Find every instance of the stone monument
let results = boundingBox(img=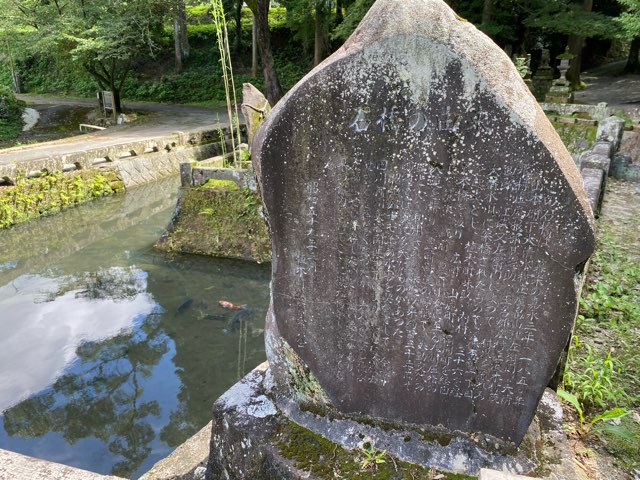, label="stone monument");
[207,0,595,476]
[545,48,575,104]
[532,49,553,101]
